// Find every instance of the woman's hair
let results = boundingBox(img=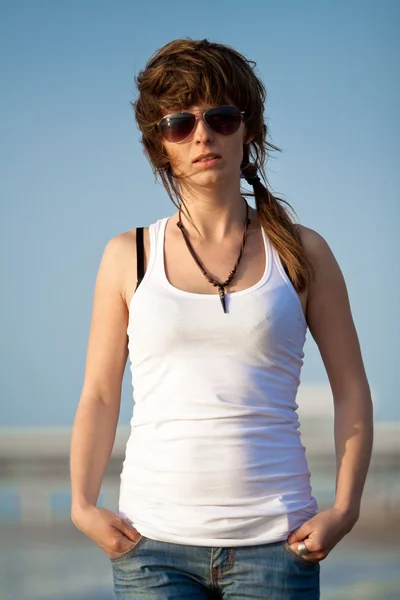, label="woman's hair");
[133,38,314,292]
